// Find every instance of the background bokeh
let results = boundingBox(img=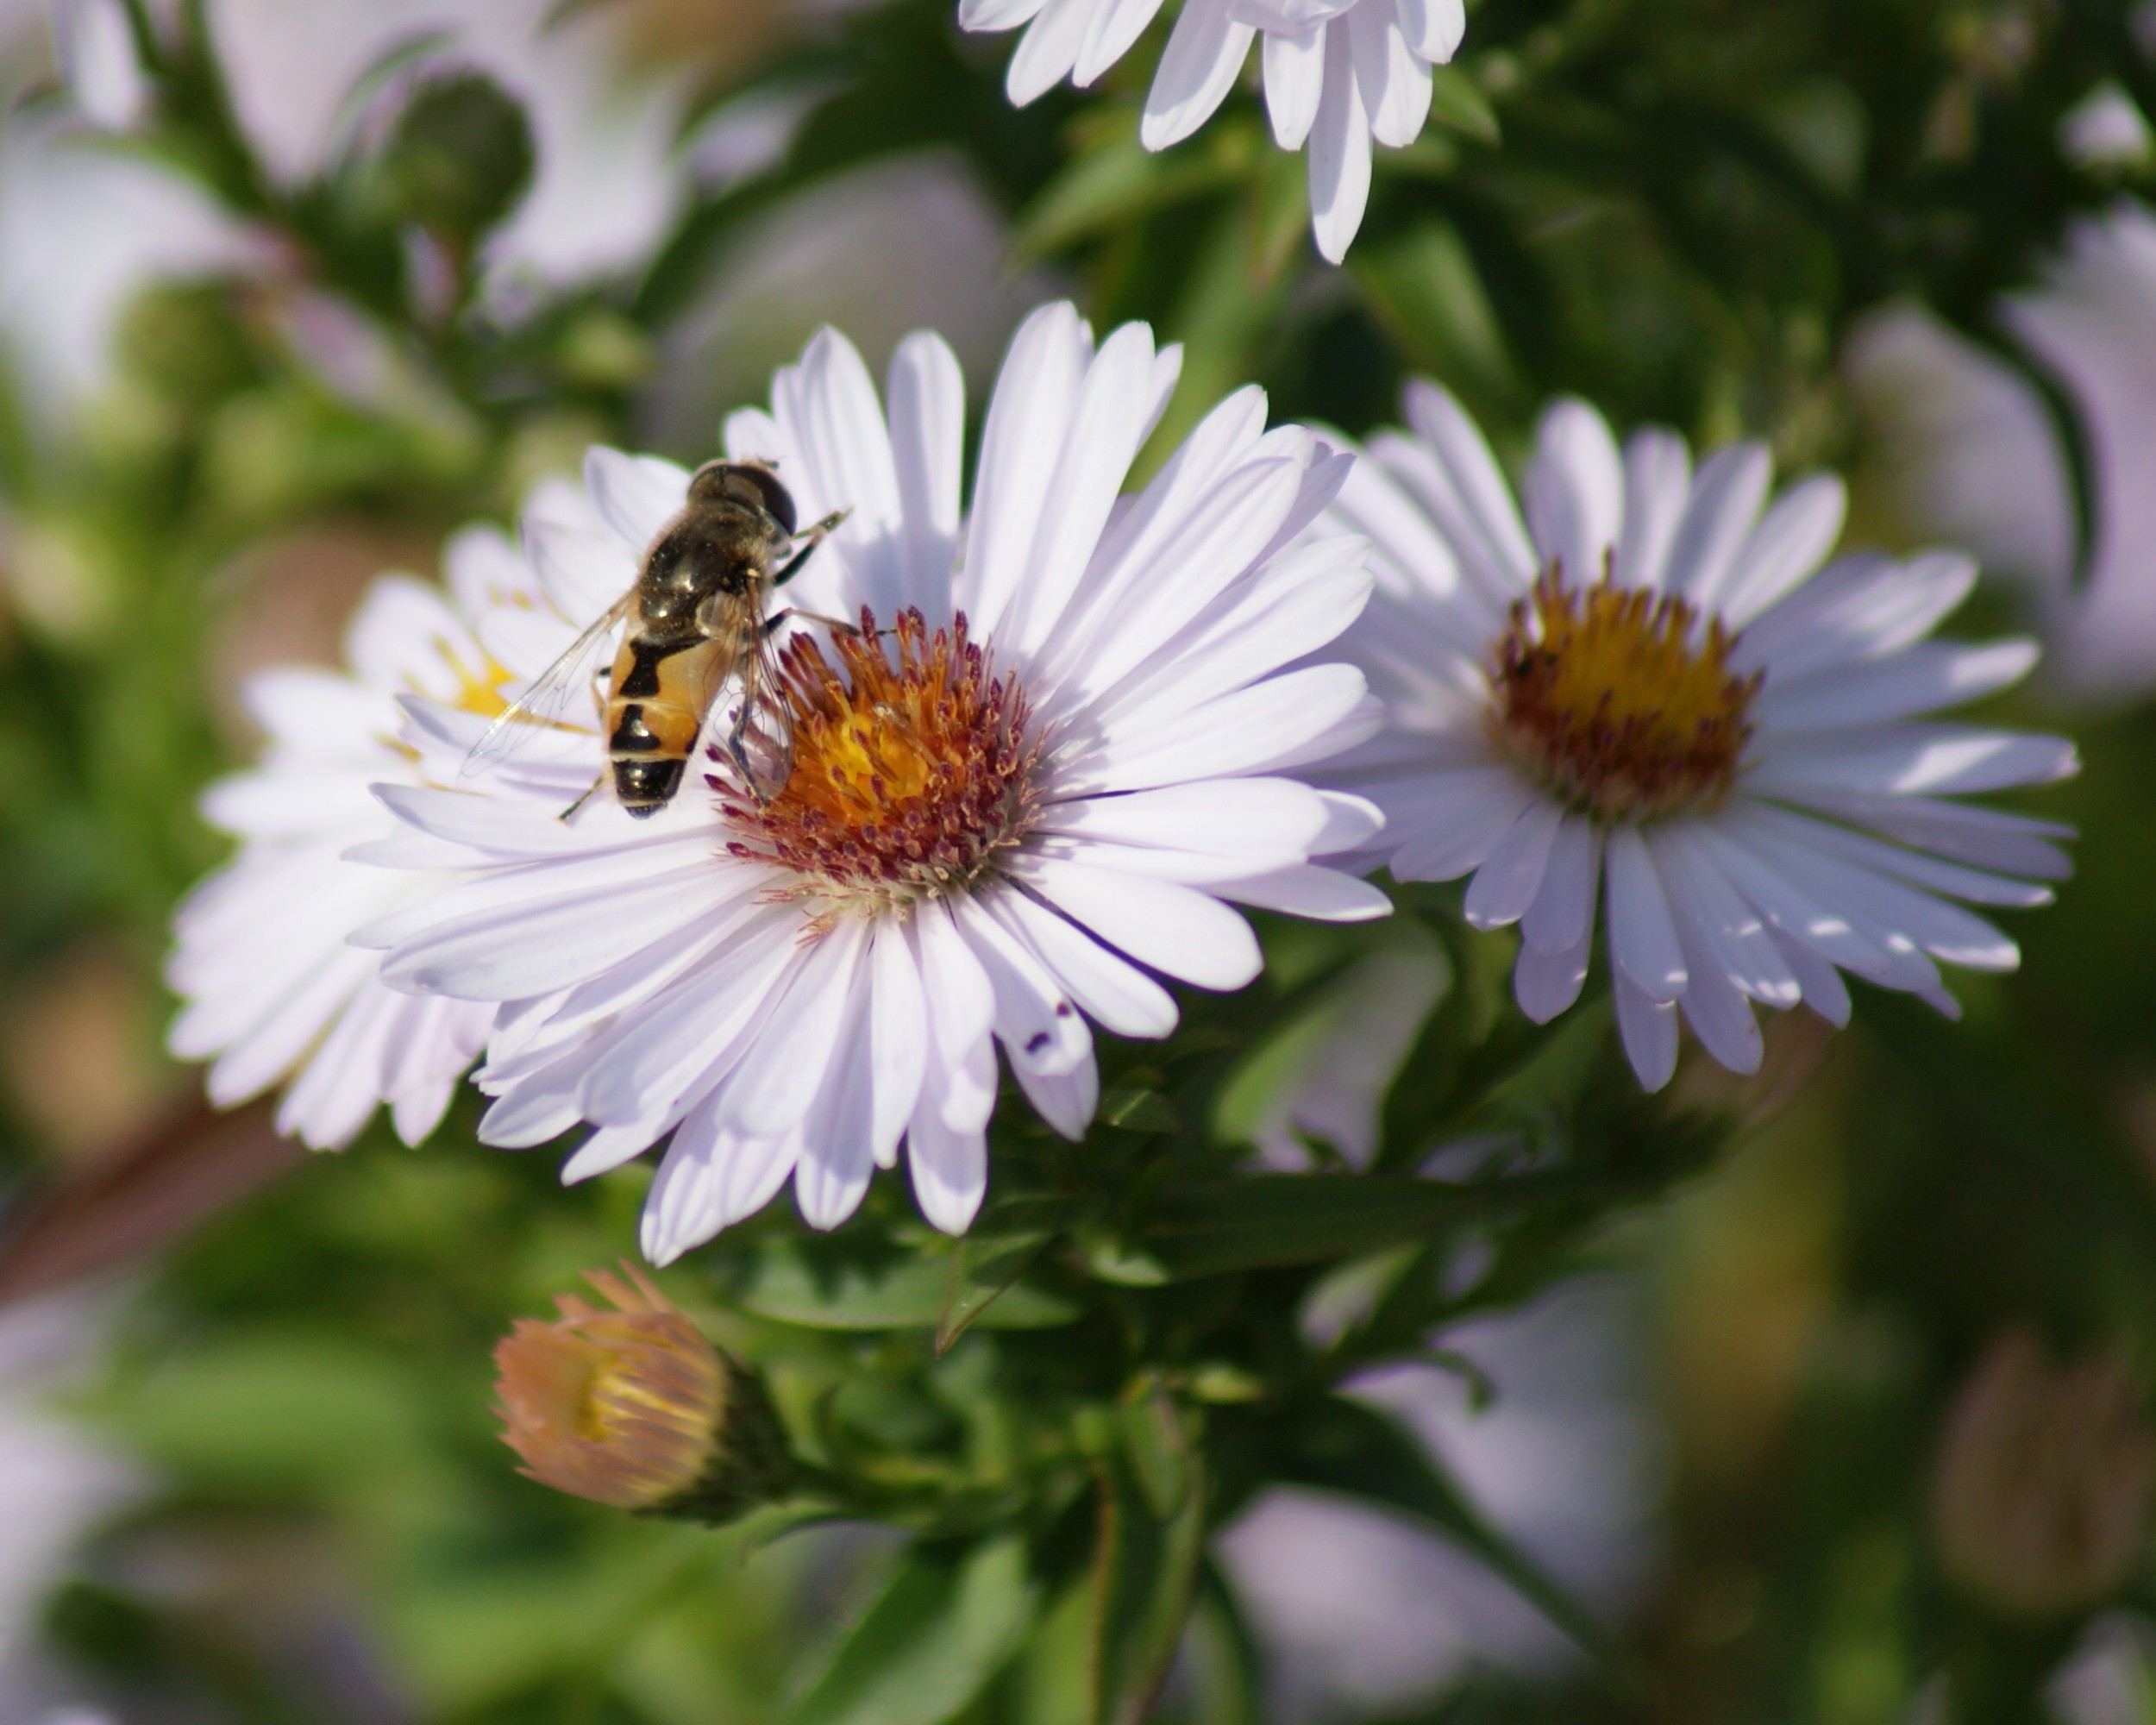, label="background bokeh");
[4,0,2156,1719]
